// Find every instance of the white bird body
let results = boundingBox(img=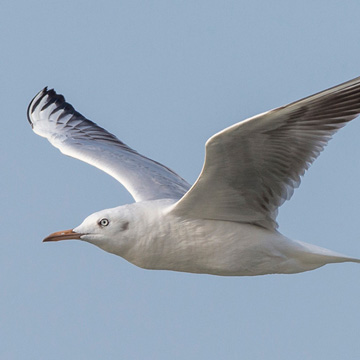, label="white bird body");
[72,200,359,276]
[27,76,360,276]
